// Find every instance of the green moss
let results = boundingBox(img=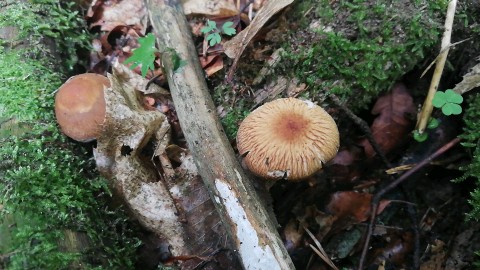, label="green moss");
[222,108,250,140]
[458,94,480,220]
[0,51,61,121]
[0,1,140,269]
[213,84,251,140]
[0,0,91,71]
[280,0,446,110]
